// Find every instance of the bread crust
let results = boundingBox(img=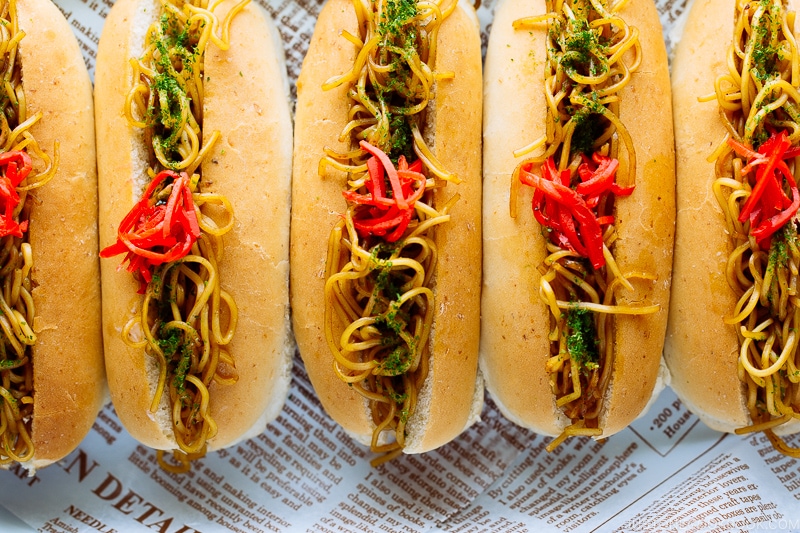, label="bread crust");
[481,0,561,436]
[201,1,294,449]
[481,0,674,438]
[291,0,483,453]
[665,0,746,434]
[95,0,293,450]
[666,0,800,435]
[404,0,483,453]
[602,0,675,435]
[16,0,104,469]
[291,0,369,442]
[96,0,169,449]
